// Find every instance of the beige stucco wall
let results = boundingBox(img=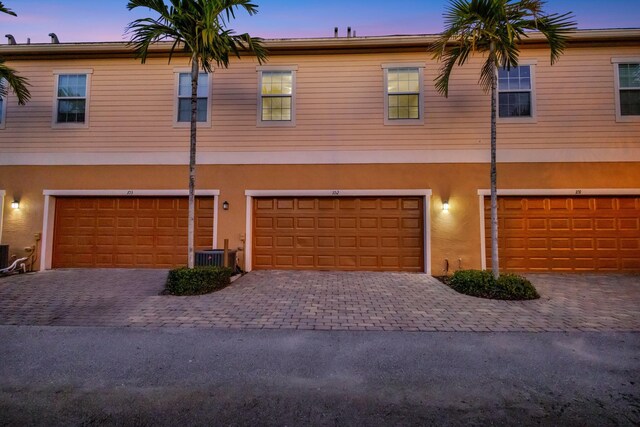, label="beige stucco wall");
[1,162,639,272]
